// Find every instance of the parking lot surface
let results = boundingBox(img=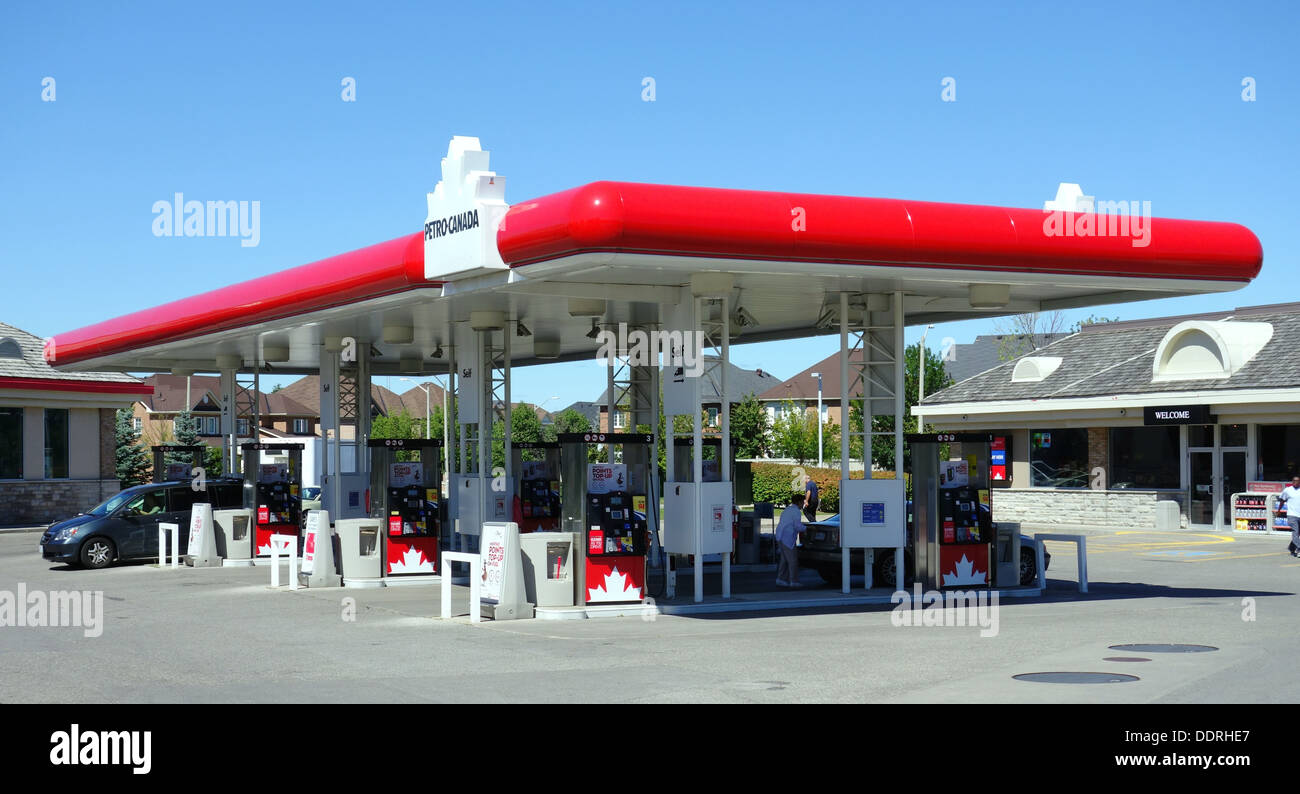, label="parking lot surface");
[1,528,1296,703]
